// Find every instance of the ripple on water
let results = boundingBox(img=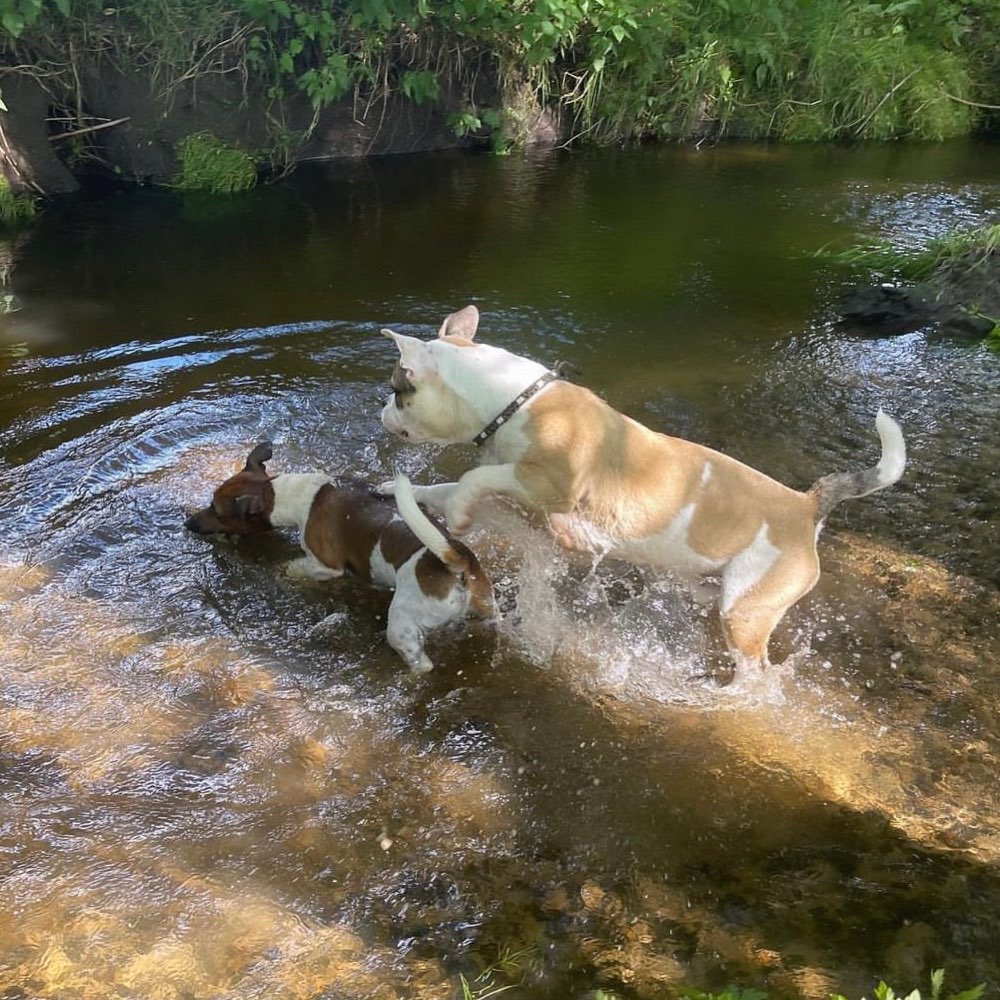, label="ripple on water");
[2,267,1000,995]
